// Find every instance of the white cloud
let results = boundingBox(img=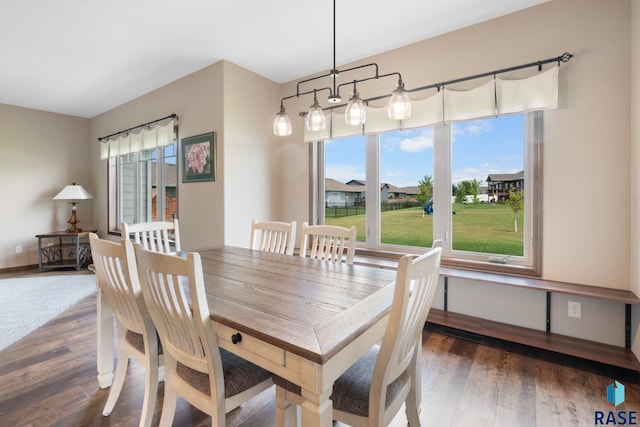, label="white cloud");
[395,129,434,153]
[451,119,493,143]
